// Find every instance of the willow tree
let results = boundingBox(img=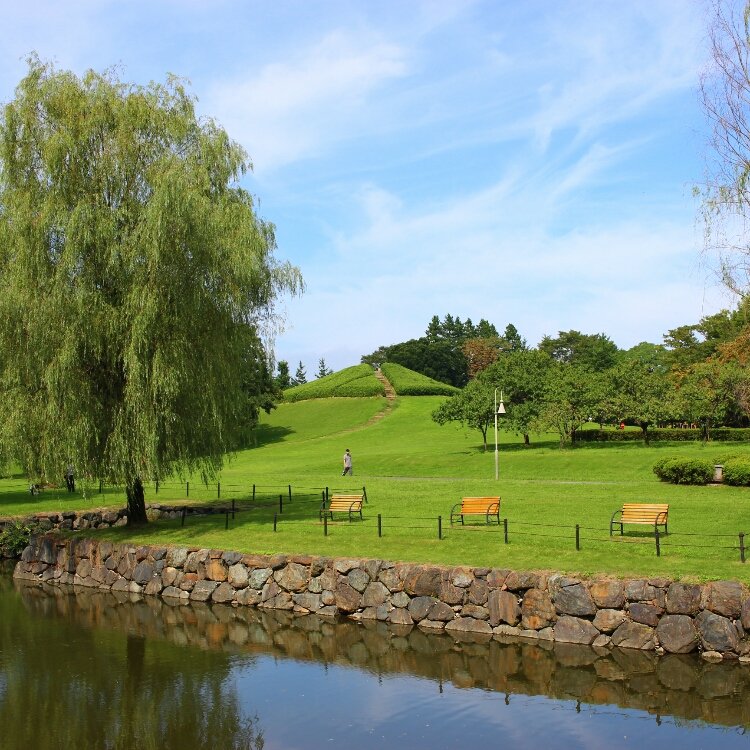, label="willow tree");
[0,59,302,522]
[700,0,750,294]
